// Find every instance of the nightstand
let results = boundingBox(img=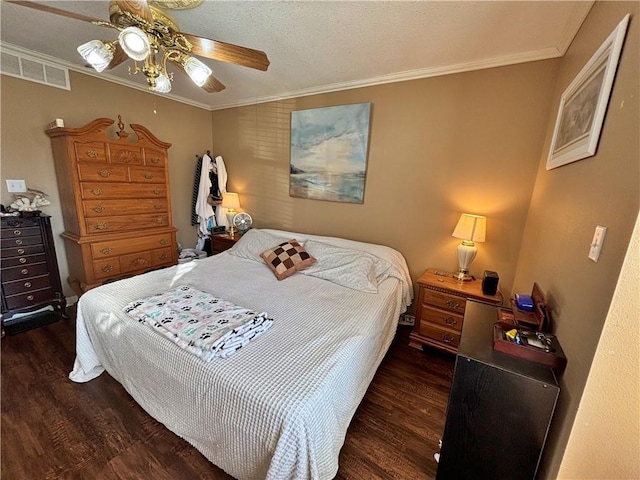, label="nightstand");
[210,232,240,254]
[409,268,502,354]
